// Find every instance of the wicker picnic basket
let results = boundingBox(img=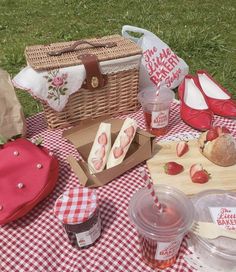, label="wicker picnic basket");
[25,35,142,129]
